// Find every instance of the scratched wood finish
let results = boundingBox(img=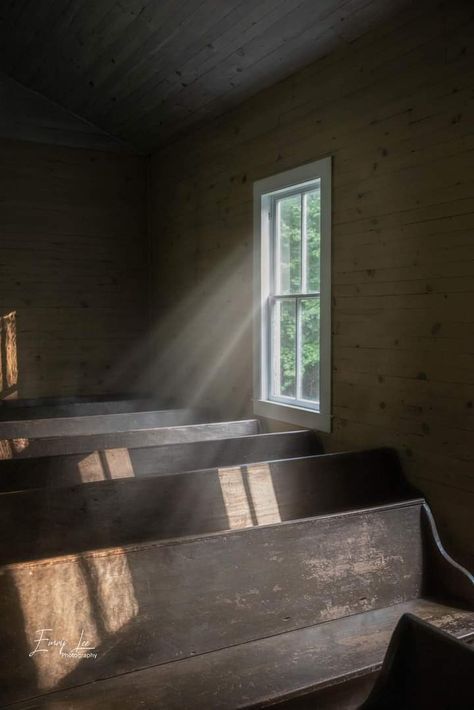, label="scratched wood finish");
[0,137,147,400]
[5,600,474,709]
[0,419,260,464]
[0,397,167,420]
[360,613,474,709]
[12,599,474,710]
[148,2,474,565]
[0,428,319,490]
[0,449,414,562]
[0,502,427,704]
